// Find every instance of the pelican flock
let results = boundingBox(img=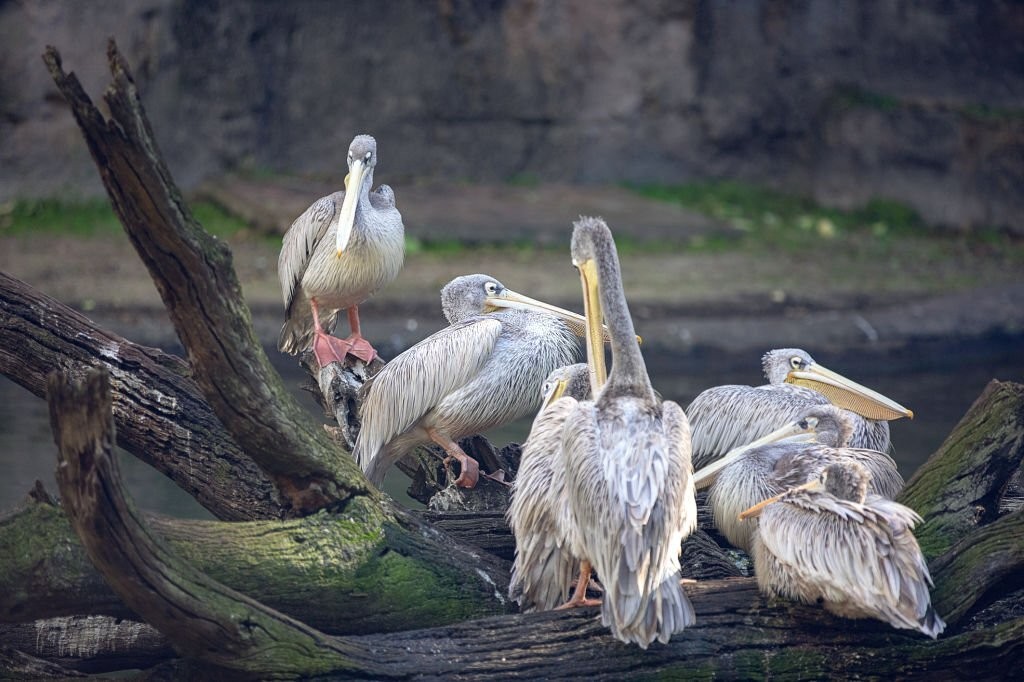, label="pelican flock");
[278,134,404,365]
[278,133,943,646]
